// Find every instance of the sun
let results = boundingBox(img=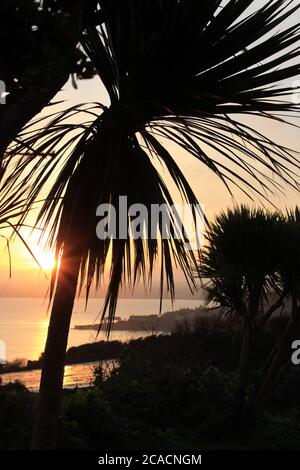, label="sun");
[35,247,56,270]
[18,227,57,271]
